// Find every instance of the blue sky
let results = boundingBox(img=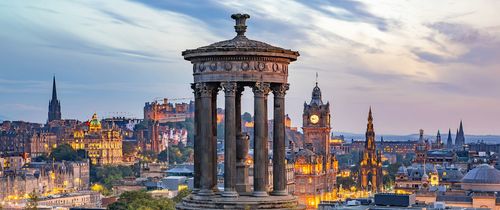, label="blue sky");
[0,0,499,135]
